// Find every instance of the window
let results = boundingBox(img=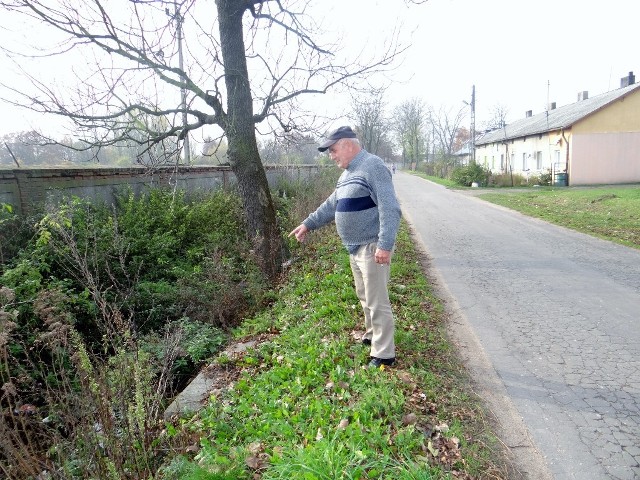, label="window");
[535,151,542,170]
[522,153,527,171]
[554,150,561,166]
[500,154,505,170]
[510,153,515,170]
